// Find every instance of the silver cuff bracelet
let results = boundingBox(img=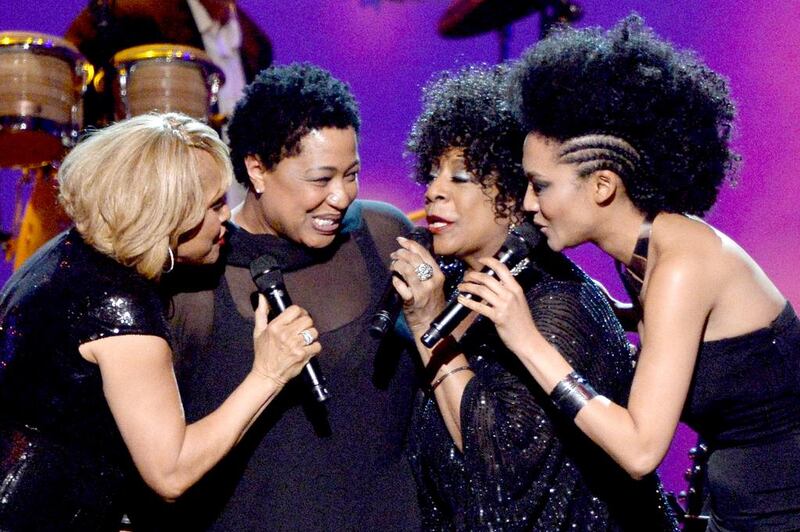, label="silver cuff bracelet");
[550,371,598,419]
